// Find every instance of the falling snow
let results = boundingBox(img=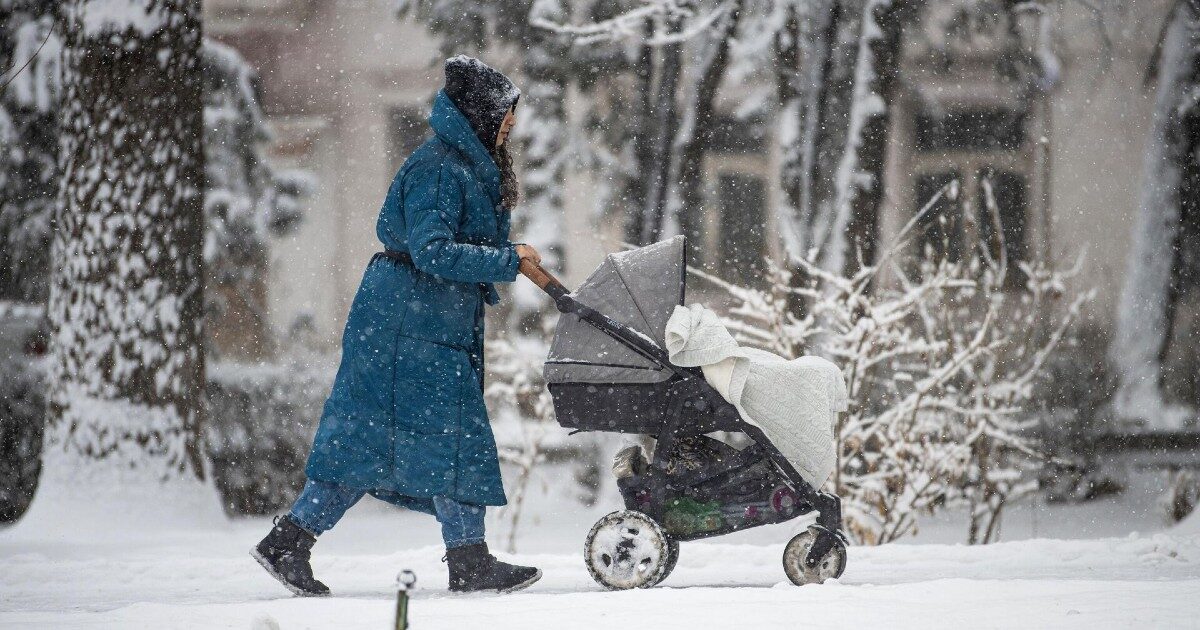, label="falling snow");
[2,0,1199,624]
